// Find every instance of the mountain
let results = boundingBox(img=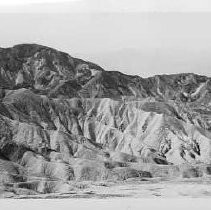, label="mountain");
[0,44,211,196]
